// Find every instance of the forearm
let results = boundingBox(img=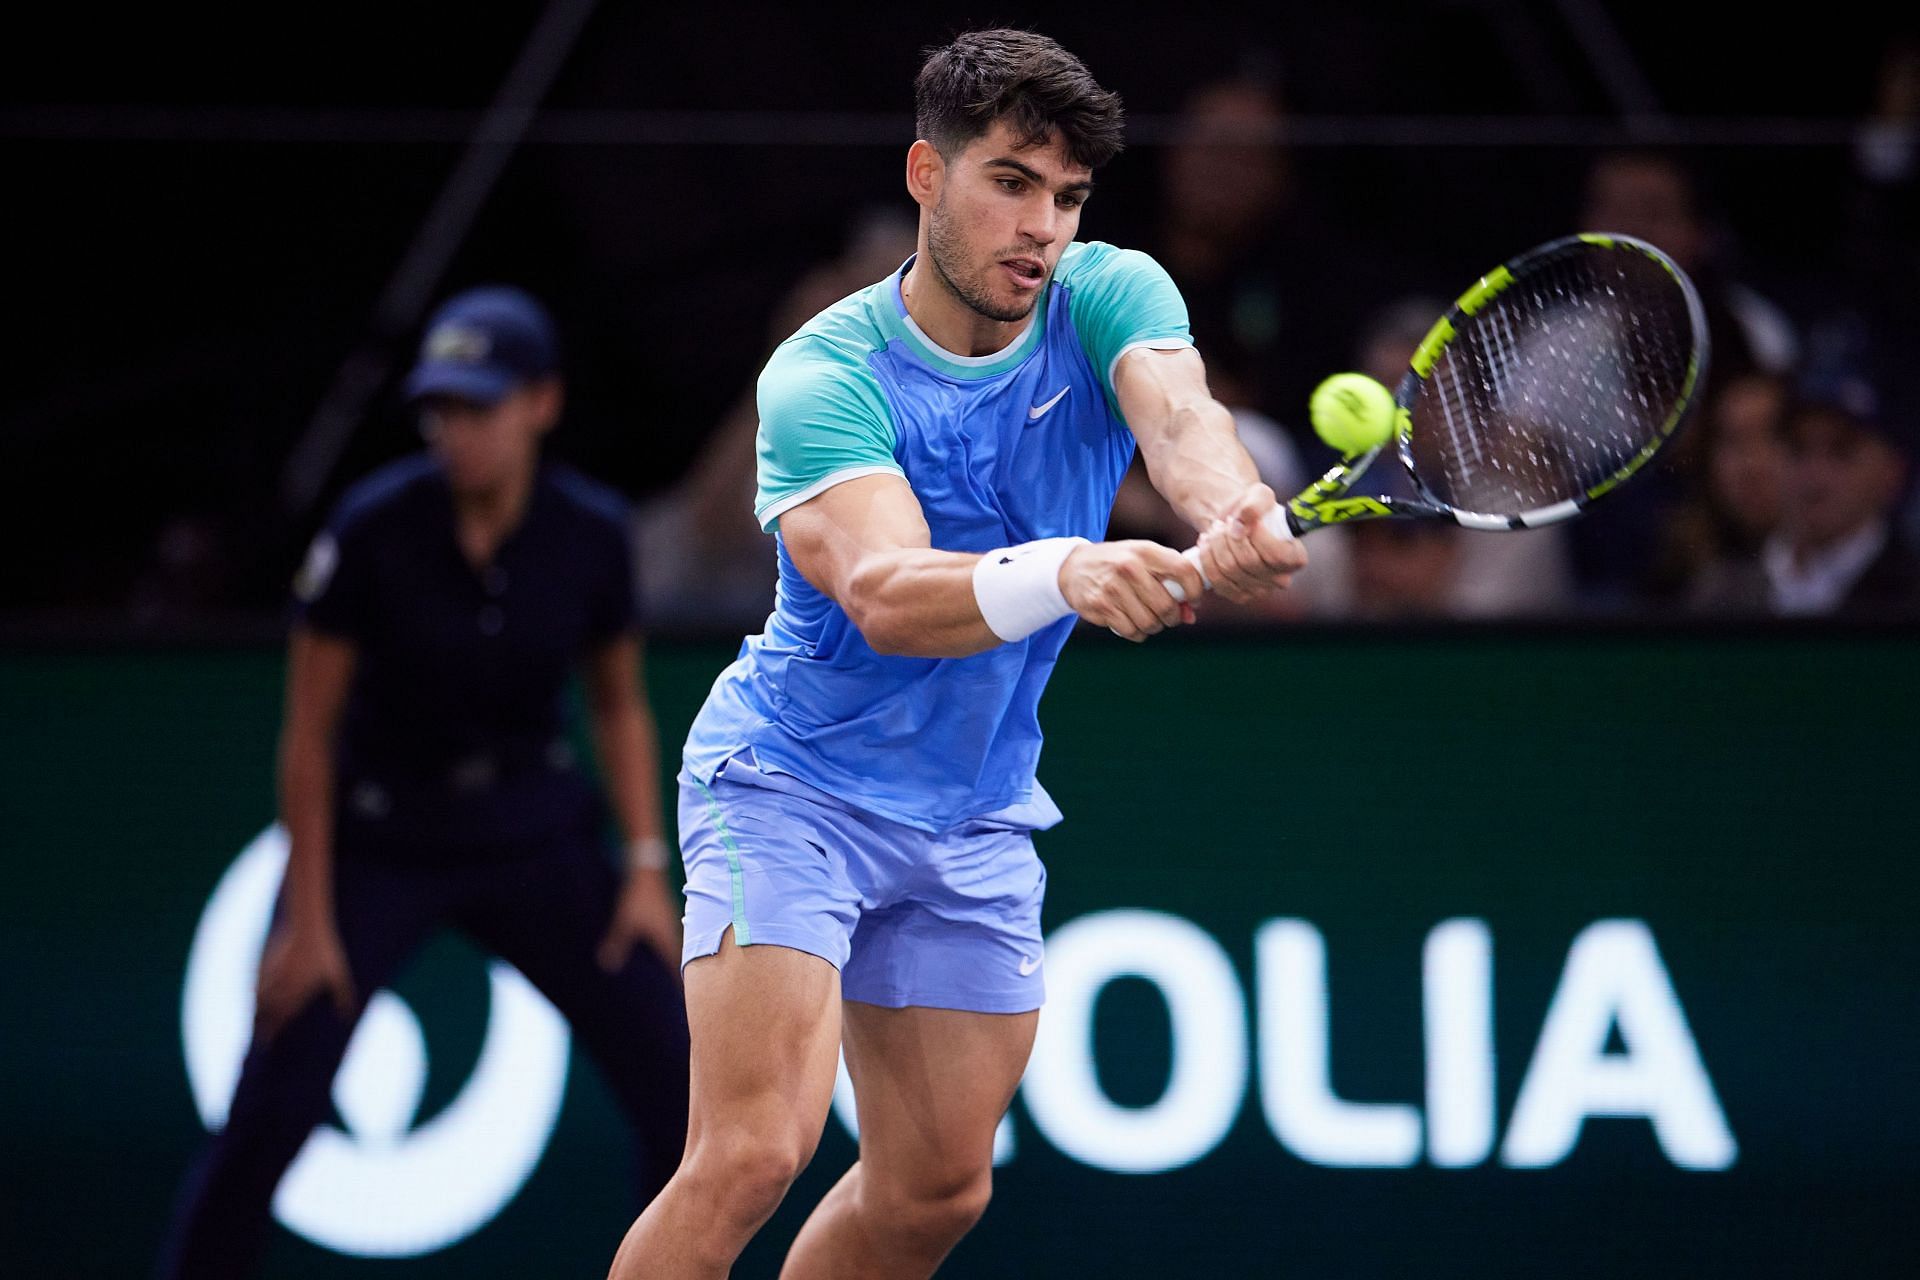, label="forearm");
[1137,397,1263,532]
[591,699,665,846]
[276,729,338,933]
[844,547,1004,658]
